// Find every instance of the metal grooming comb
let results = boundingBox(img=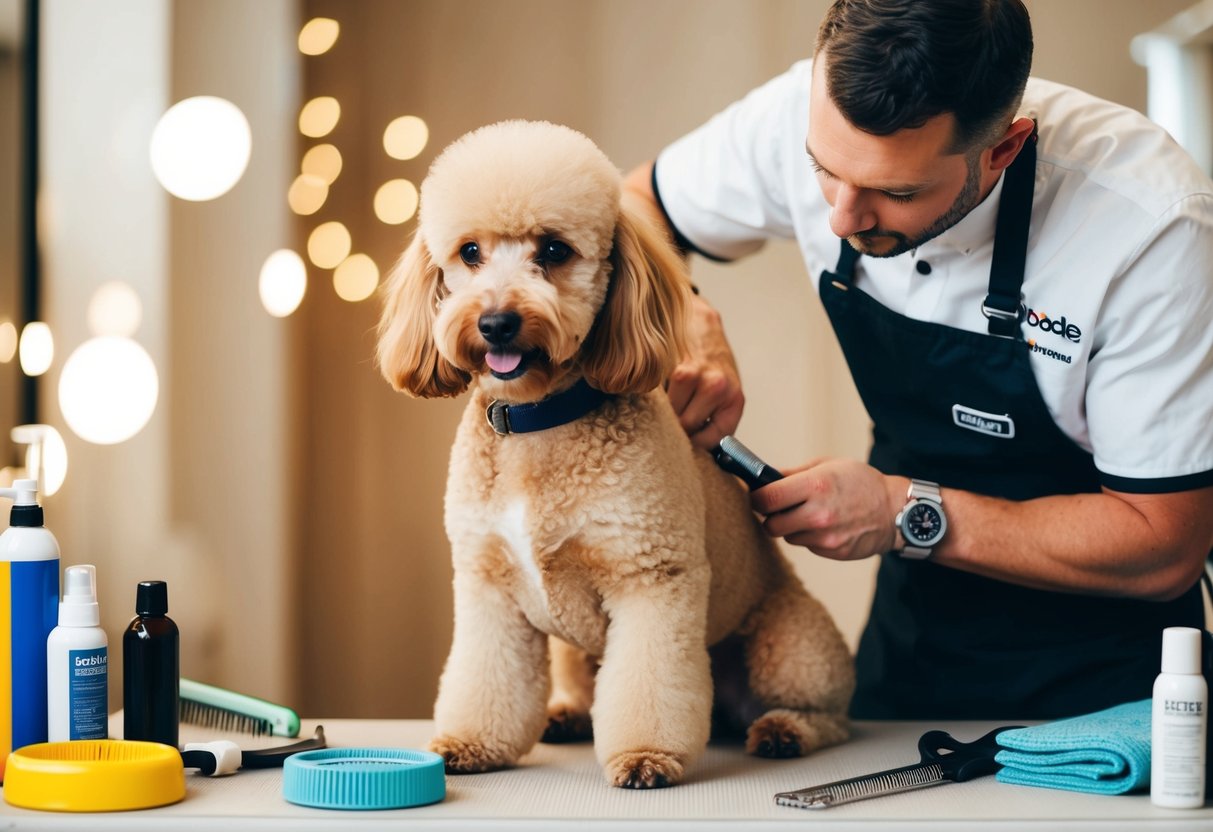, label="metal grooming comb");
[774,726,1020,810]
[713,435,783,489]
